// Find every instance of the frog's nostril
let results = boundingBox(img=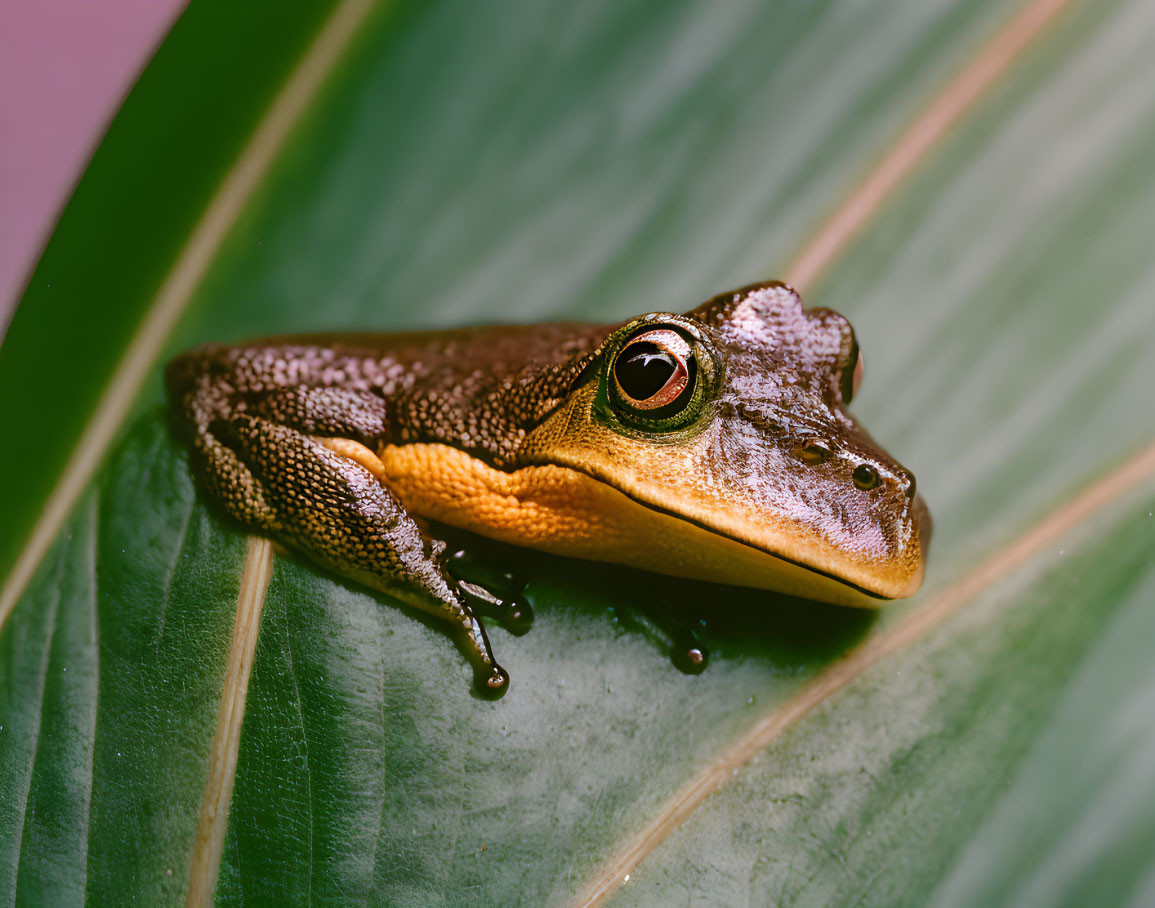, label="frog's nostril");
[898,467,917,499]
